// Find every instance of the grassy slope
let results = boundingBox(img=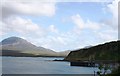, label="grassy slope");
[64,41,120,61]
